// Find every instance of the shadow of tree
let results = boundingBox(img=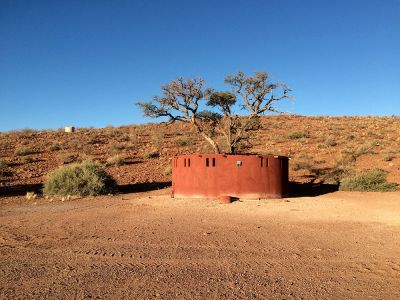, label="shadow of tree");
[288,181,339,198]
[0,181,172,197]
[117,181,171,194]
